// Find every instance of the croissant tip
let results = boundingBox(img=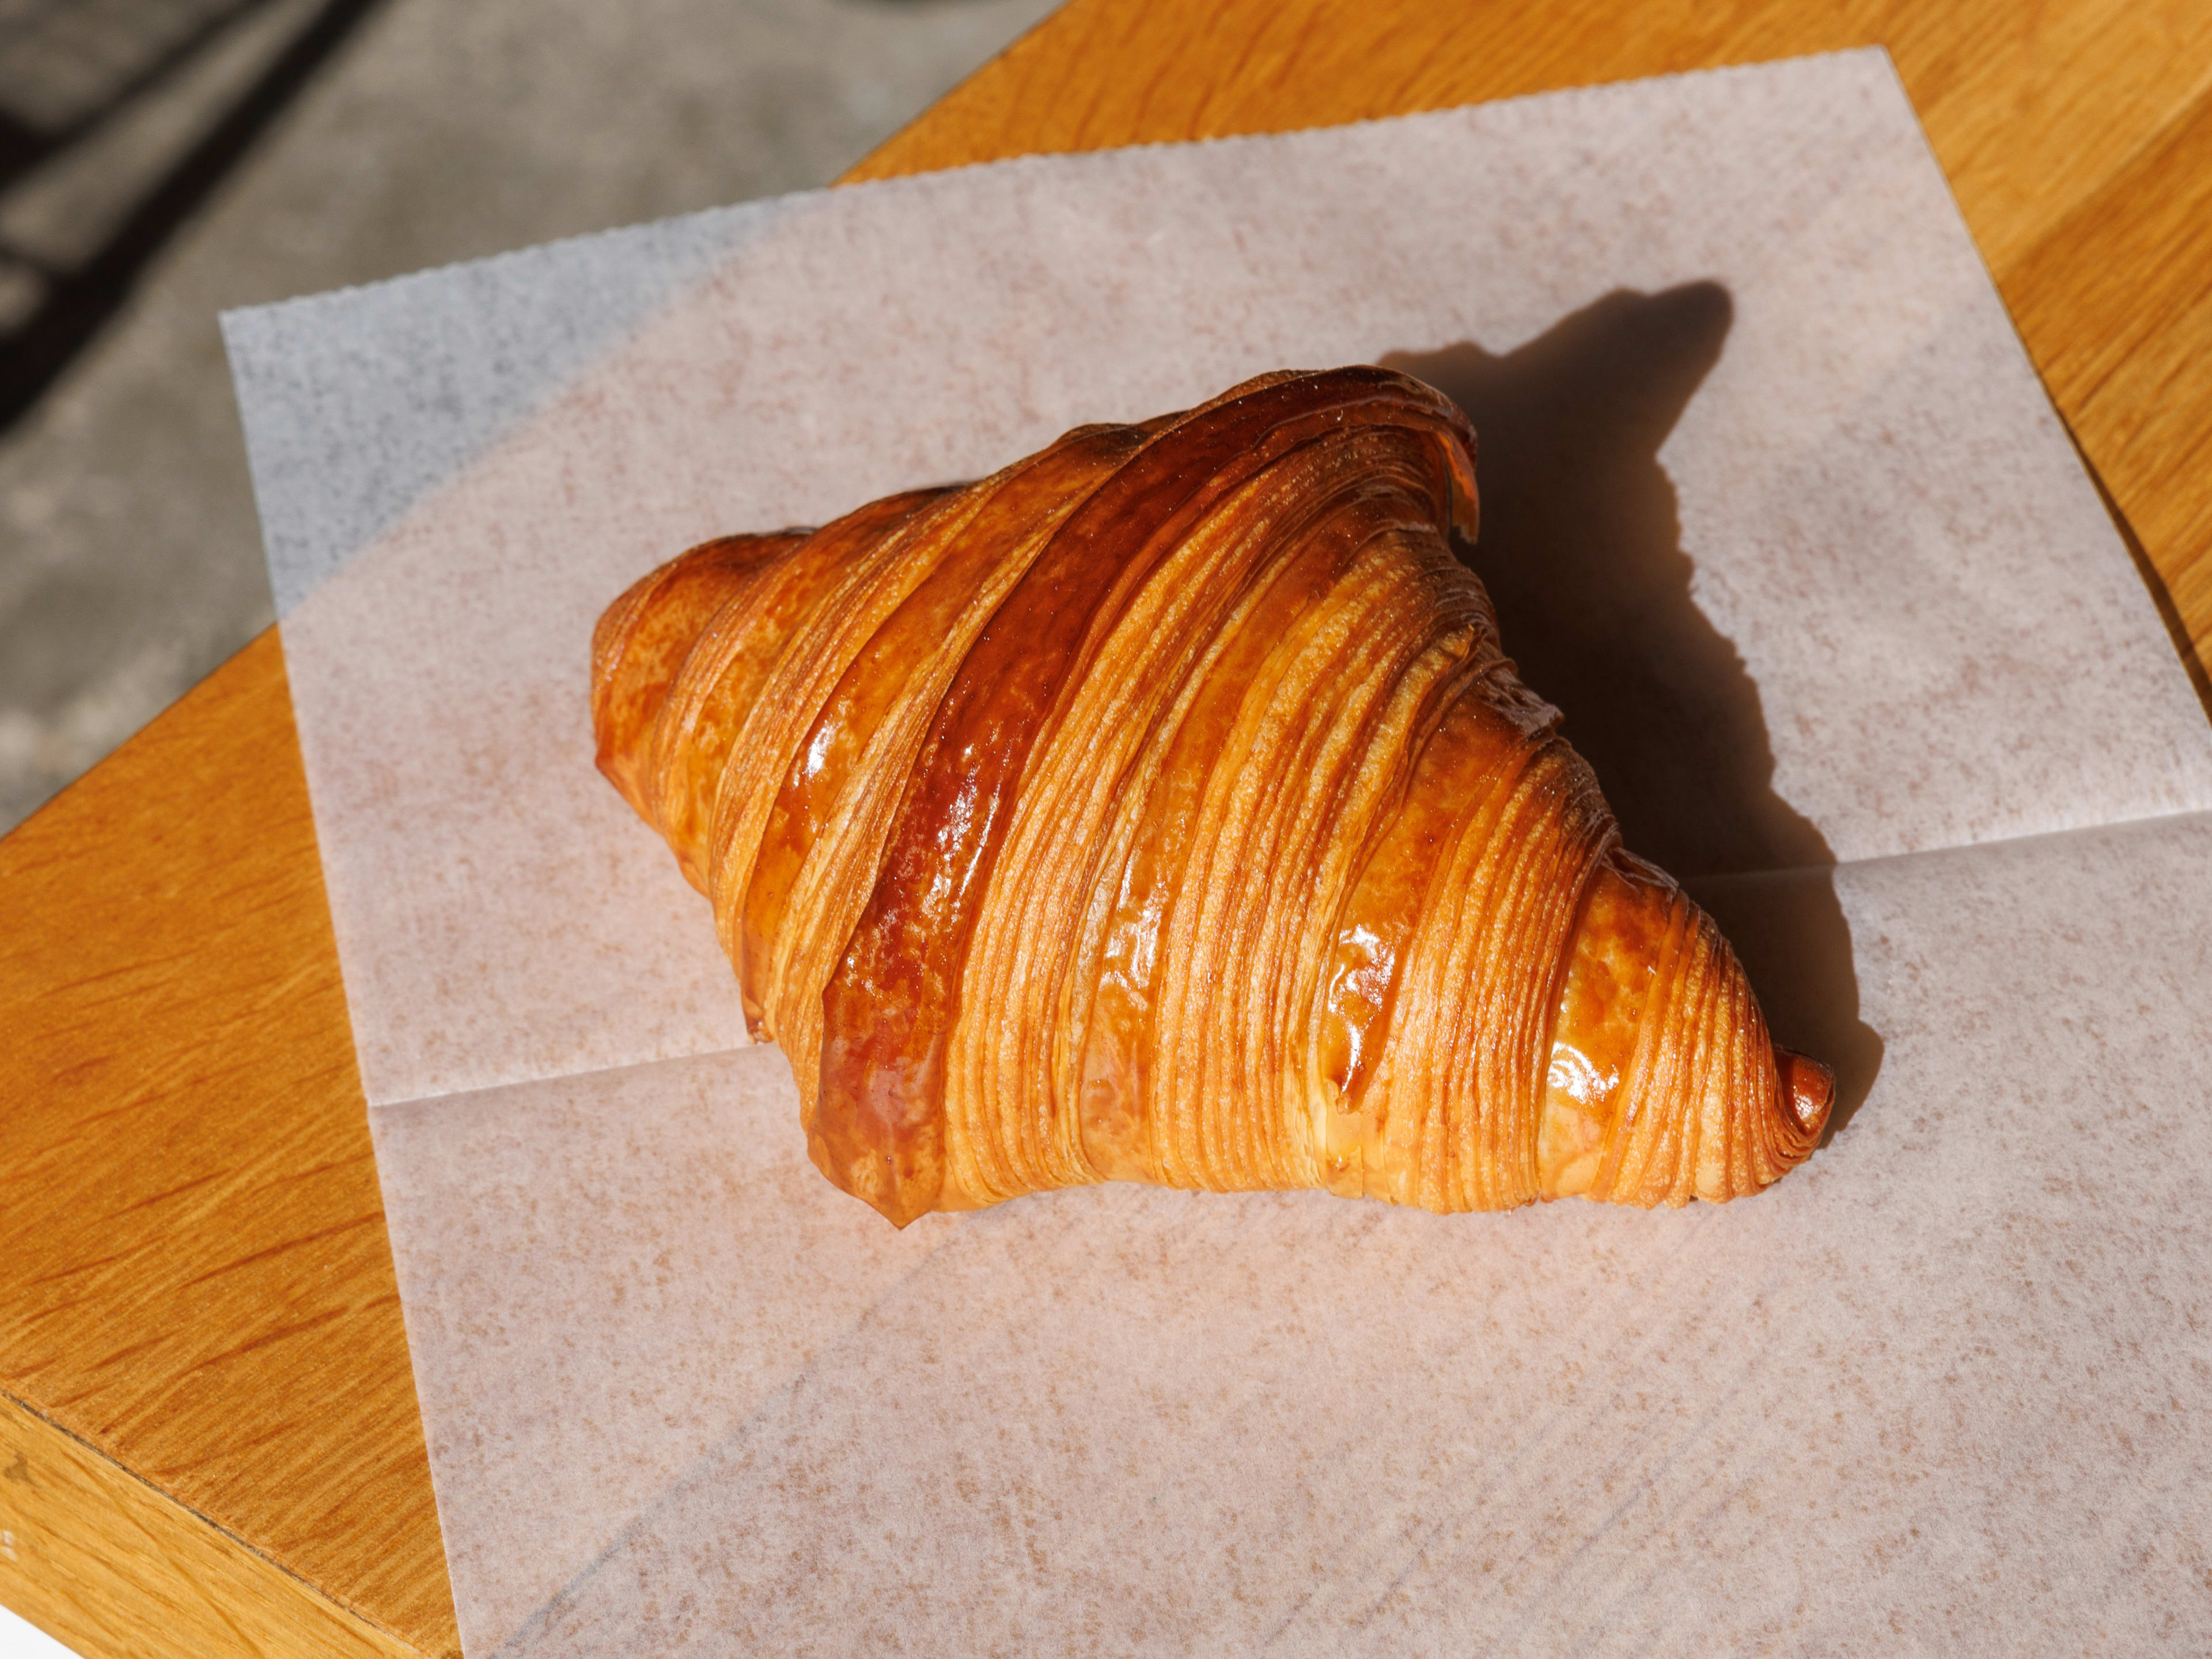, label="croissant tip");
[1774,1046,1835,1140]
